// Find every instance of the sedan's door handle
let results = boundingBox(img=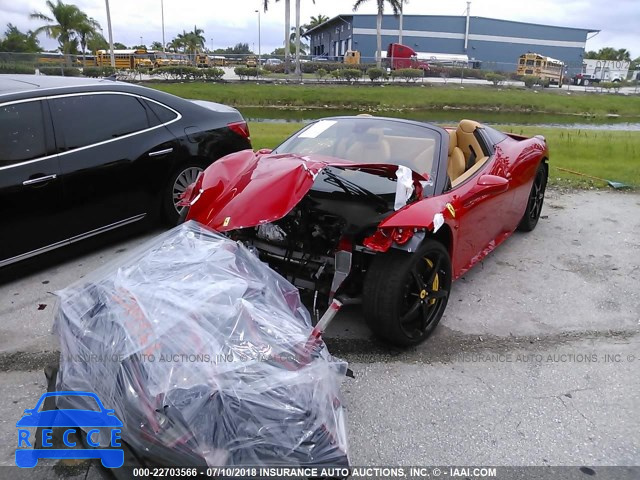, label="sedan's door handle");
[148,147,174,157]
[23,174,57,186]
